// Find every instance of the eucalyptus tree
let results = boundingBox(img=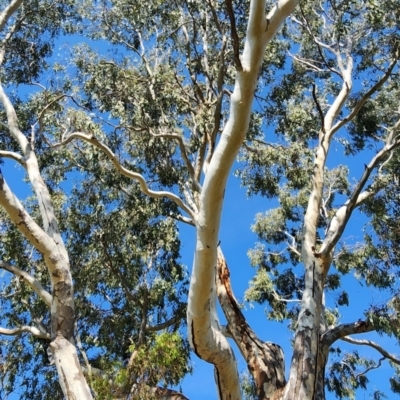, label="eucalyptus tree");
[0,1,400,400]
[0,1,189,399]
